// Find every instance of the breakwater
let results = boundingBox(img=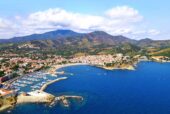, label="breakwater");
[40,77,68,91]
